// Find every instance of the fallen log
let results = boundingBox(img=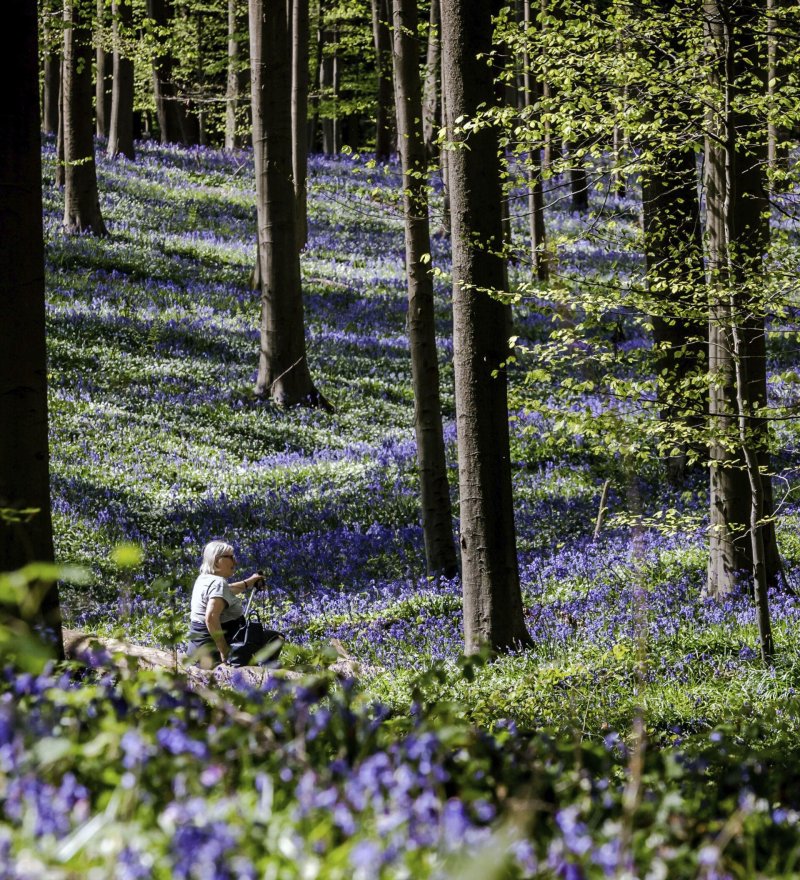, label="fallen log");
[62,629,382,688]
